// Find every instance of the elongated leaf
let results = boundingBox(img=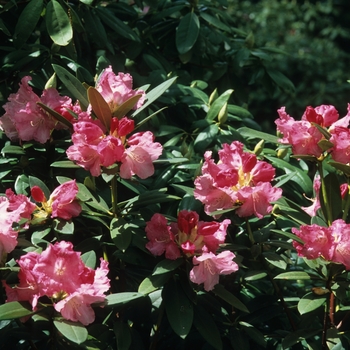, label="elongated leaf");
[329,161,350,176]
[87,87,111,130]
[113,94,143,119]
[263,252,287,270]
[0,301,34,320]
[274,271,312,280]
[194,304,223,350]
[96,7,139,41]
[54,319,88,344]
[163,278,193,339]
[176,12,200,54]
[114,319,132,350]
[14,0,43,48]
[194,124,219,151]
[138,273,172,295]
[46,0,73,46]
[105,292,144,306]
[152,258,184,276]
[132,77,177,117]
[52,64,89,109]
[200,12,230,32]
[206,89,234,121]
[110,217,132,252]
[213,285,249,313]
[237,127,279,144]
[37,102,73,130]
[297,292,327,315]
[50,160,80,168]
